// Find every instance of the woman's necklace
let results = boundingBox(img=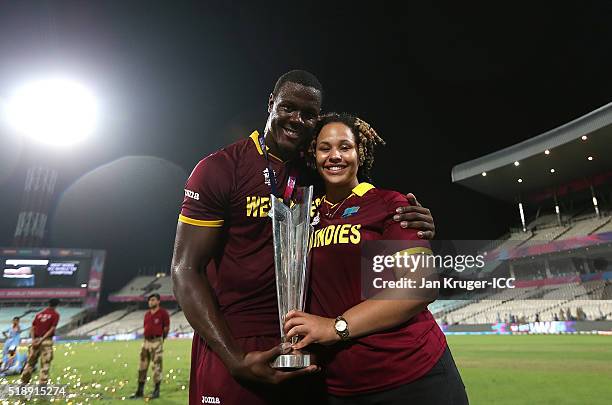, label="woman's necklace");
[323,194,353,219]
